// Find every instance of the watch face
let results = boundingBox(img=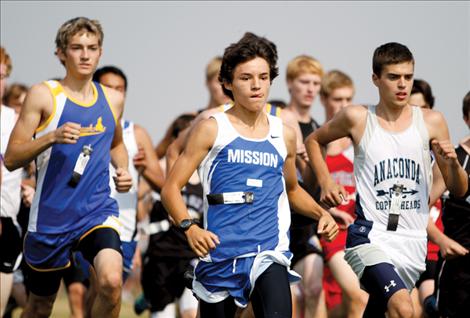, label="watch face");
[180,219,192,230]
